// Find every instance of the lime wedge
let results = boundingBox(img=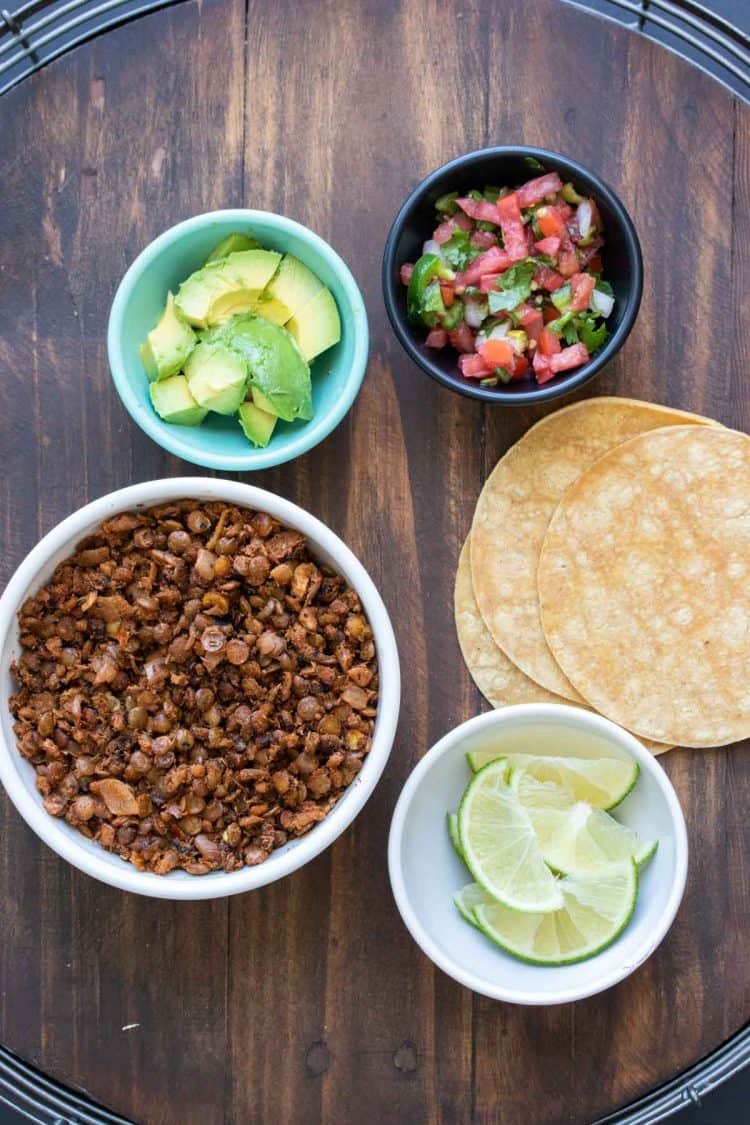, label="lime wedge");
[467,749,637,810]
[447,812,464,861]
[453,883,492,927]
[474,860,638,965]
[458,759,564,913]
[511,771,657,874]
